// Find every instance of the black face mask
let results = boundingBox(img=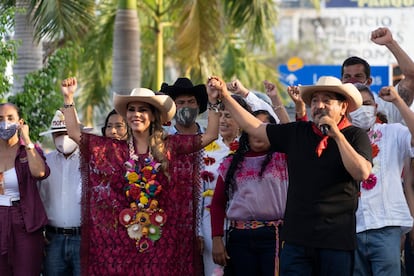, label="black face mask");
[174,107,199,127]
